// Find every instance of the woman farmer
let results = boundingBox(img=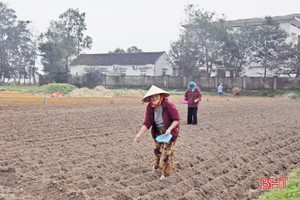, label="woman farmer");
[134,85,180,180]
[184,81,202,125]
